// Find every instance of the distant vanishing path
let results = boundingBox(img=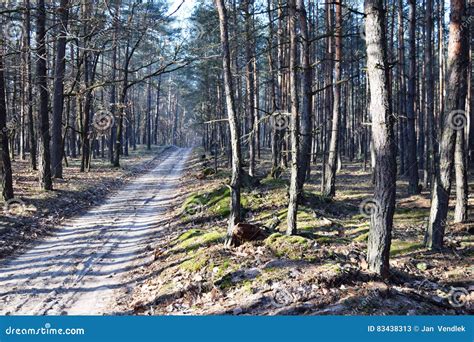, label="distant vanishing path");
[0,147,191,315]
